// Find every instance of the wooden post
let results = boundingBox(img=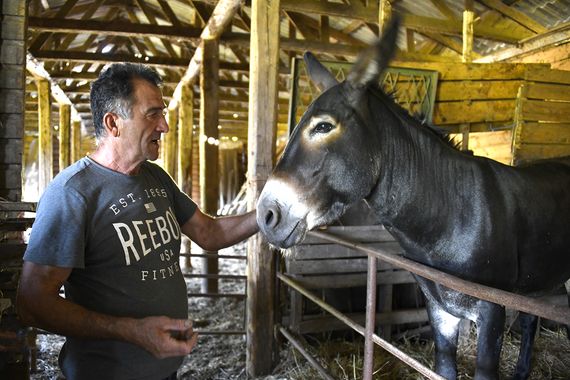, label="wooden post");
[37,79,52,194]
[378,0,392,34]
[178,84,194,269]
[247,0,280,376]
[164,108,178,178]
[199,38,219,294]
[178,84,194,194]
[58,103,71,171]
[462,3,475,63]
[71,120,81,162]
